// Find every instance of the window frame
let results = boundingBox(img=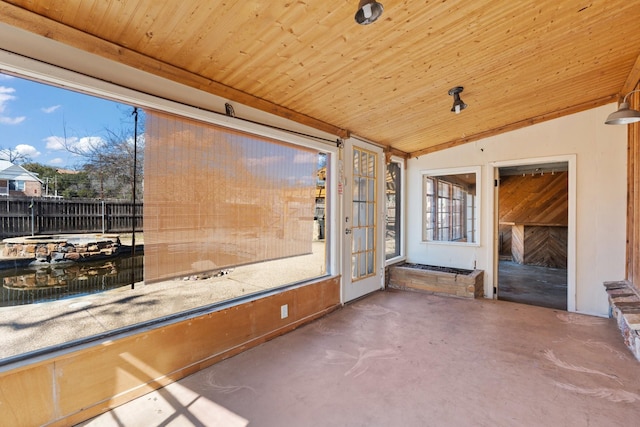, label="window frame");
[0,48,340,364]
[421,166,480,246]
[9,180,25,191]
[385,156,405,264]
